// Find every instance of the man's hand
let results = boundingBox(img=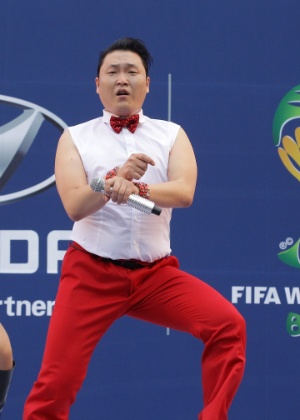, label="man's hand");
[104,177,139,205]
[118,153,155,181]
